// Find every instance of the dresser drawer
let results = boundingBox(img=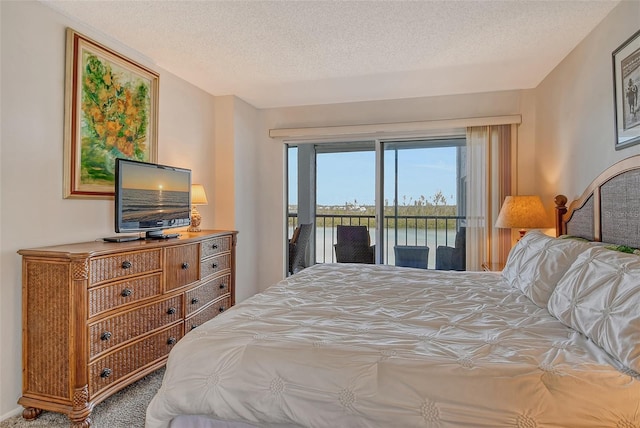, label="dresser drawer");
[89,273,162,317]
[88,323,183,396]
[185,296,231,332]
[89,295,182,358]
[165,243,200,291]
[200,253,231,279]
[185,274,231,316]
[201,235,232,259]
[90,249,162,286]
